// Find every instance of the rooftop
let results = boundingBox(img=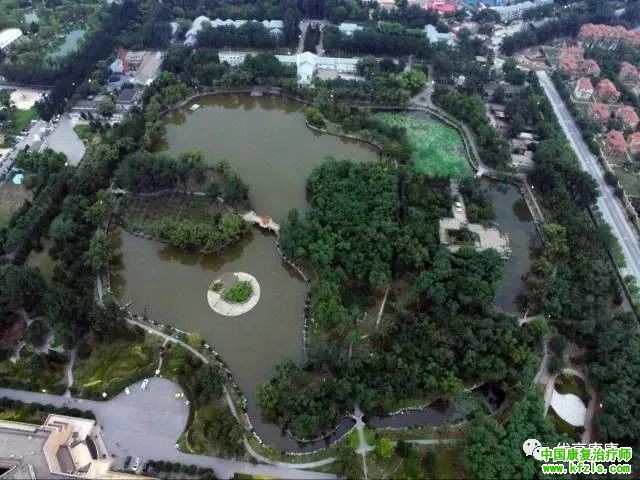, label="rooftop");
[596,78,620,99]
[581,59,600,76]
[424,24,455,45]
[0,423,52,479]
[588,102,611,122]
[620,61,639,81]
[0,415,136,480]
[0,28,23,50]
[184,16,283,45]
[628,131,640,148]
[579,23,640,45]
[617,105,639,127]
[575,77,593,92]
[604,129,627,155]
[425,0,457,14]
